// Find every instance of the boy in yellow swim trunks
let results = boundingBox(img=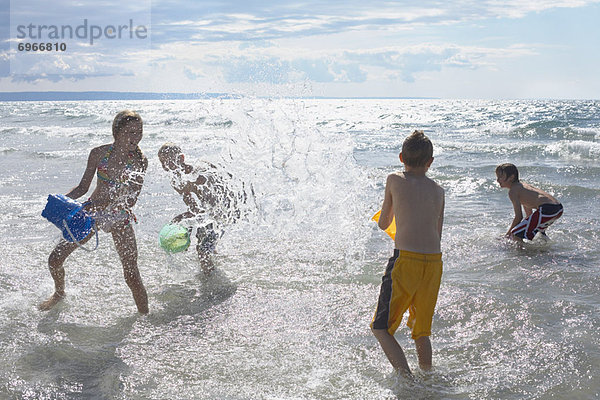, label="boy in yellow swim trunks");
[371,130,445,377]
